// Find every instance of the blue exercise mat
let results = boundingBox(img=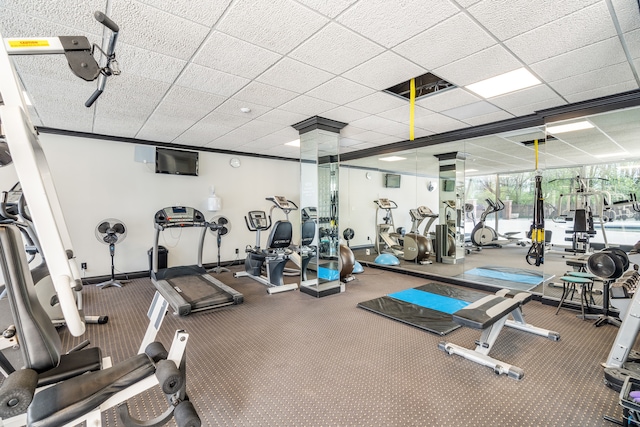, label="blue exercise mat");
[388,288,470,315]
[464,267,543,285]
